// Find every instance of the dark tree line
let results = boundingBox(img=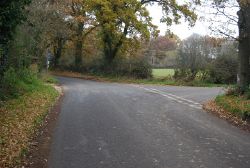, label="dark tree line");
[0,0,31,77]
